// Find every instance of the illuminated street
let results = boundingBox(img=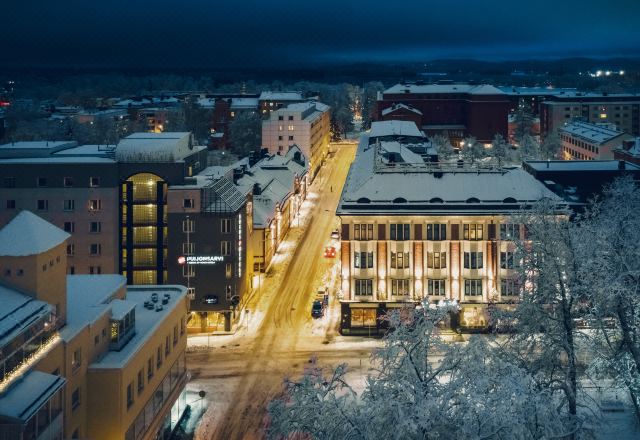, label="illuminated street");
[185,143,380,440]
